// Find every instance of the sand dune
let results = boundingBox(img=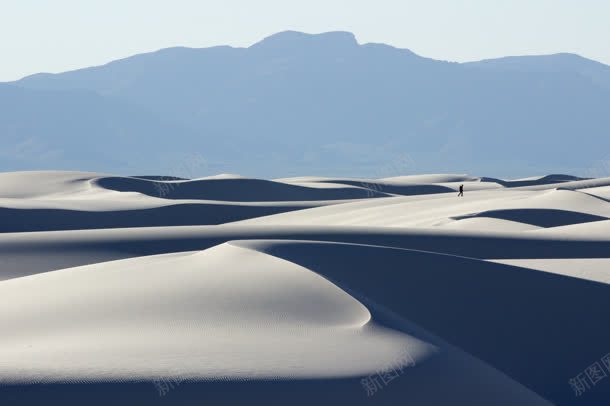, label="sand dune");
[95,175,392,201]
[1,170,609,405]
[0,171,362,232]
[236,187,610,229]
[0,243,433,382]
